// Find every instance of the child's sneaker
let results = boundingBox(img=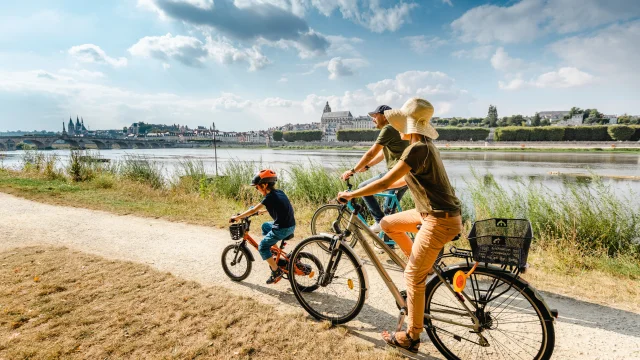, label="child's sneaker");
[266,268,283,284]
